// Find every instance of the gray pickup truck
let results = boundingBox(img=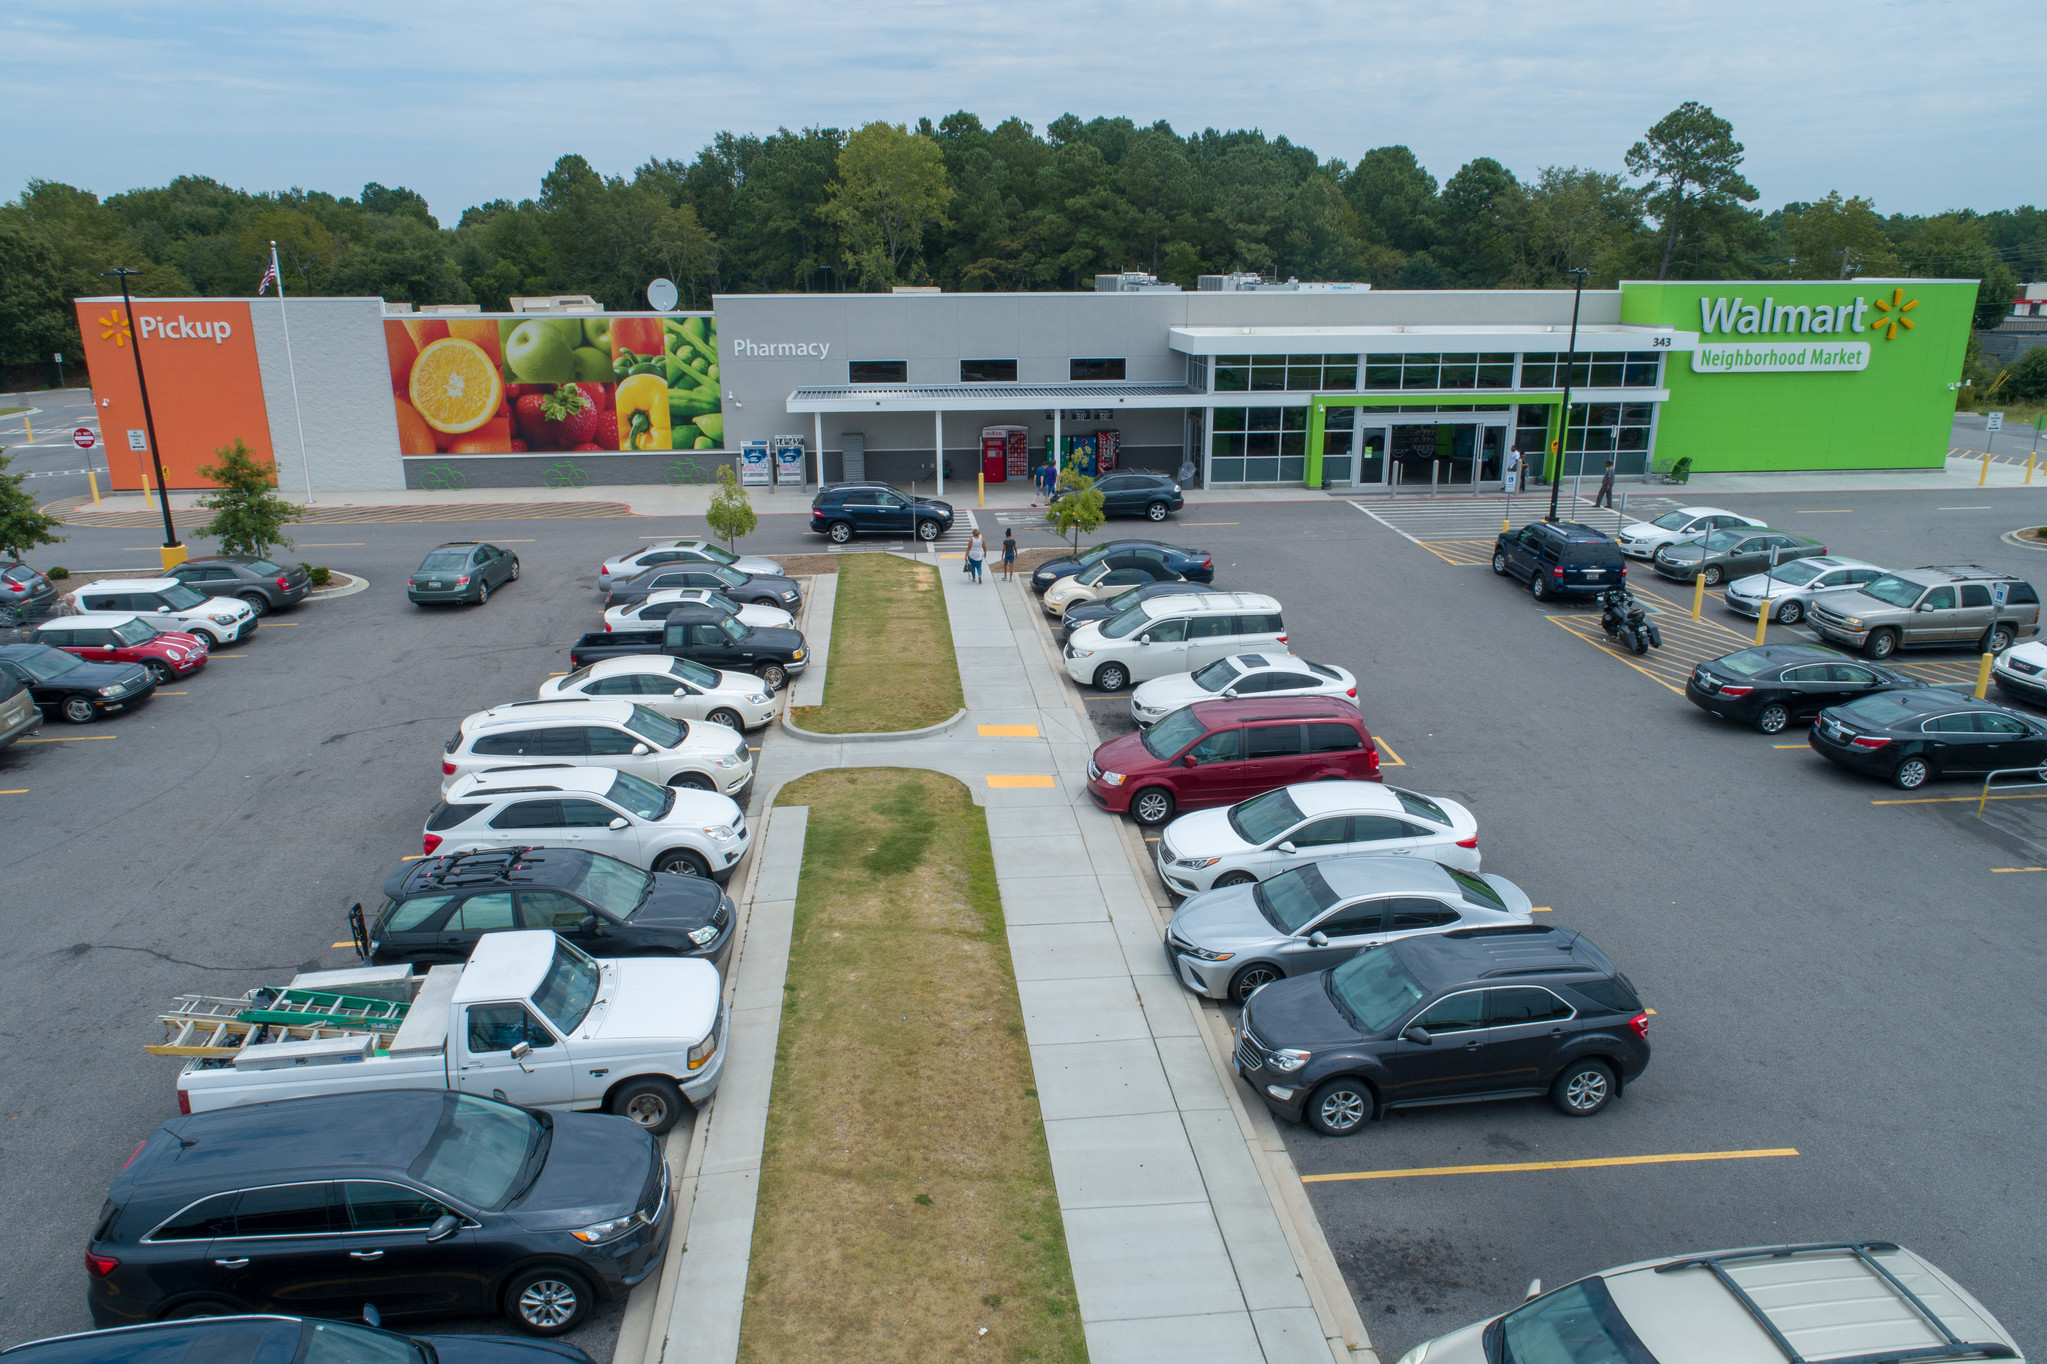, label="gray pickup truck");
[1807,564,2041,660]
